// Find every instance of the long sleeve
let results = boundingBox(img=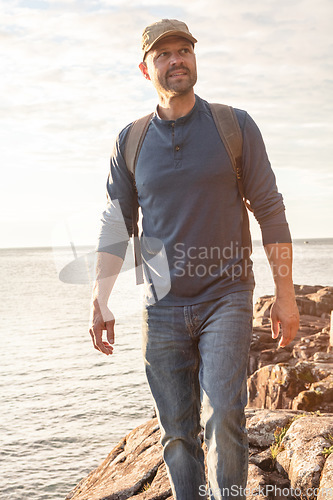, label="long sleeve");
[96,125,136,258]
[241,112,292,245]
